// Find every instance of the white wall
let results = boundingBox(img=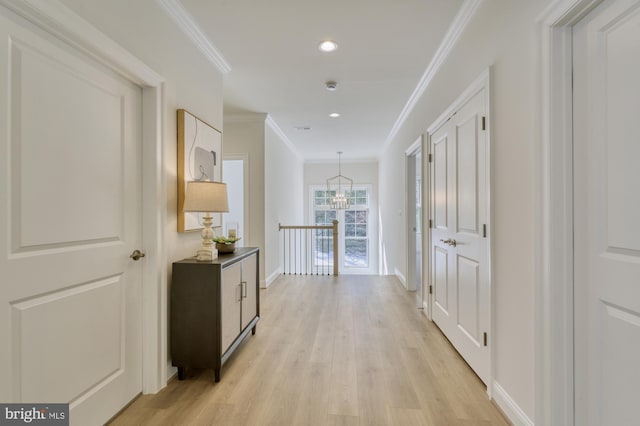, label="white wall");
[265,126,304,284]
[304,160,379,274]
[60,0,225,382]
[378,0,553,421]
